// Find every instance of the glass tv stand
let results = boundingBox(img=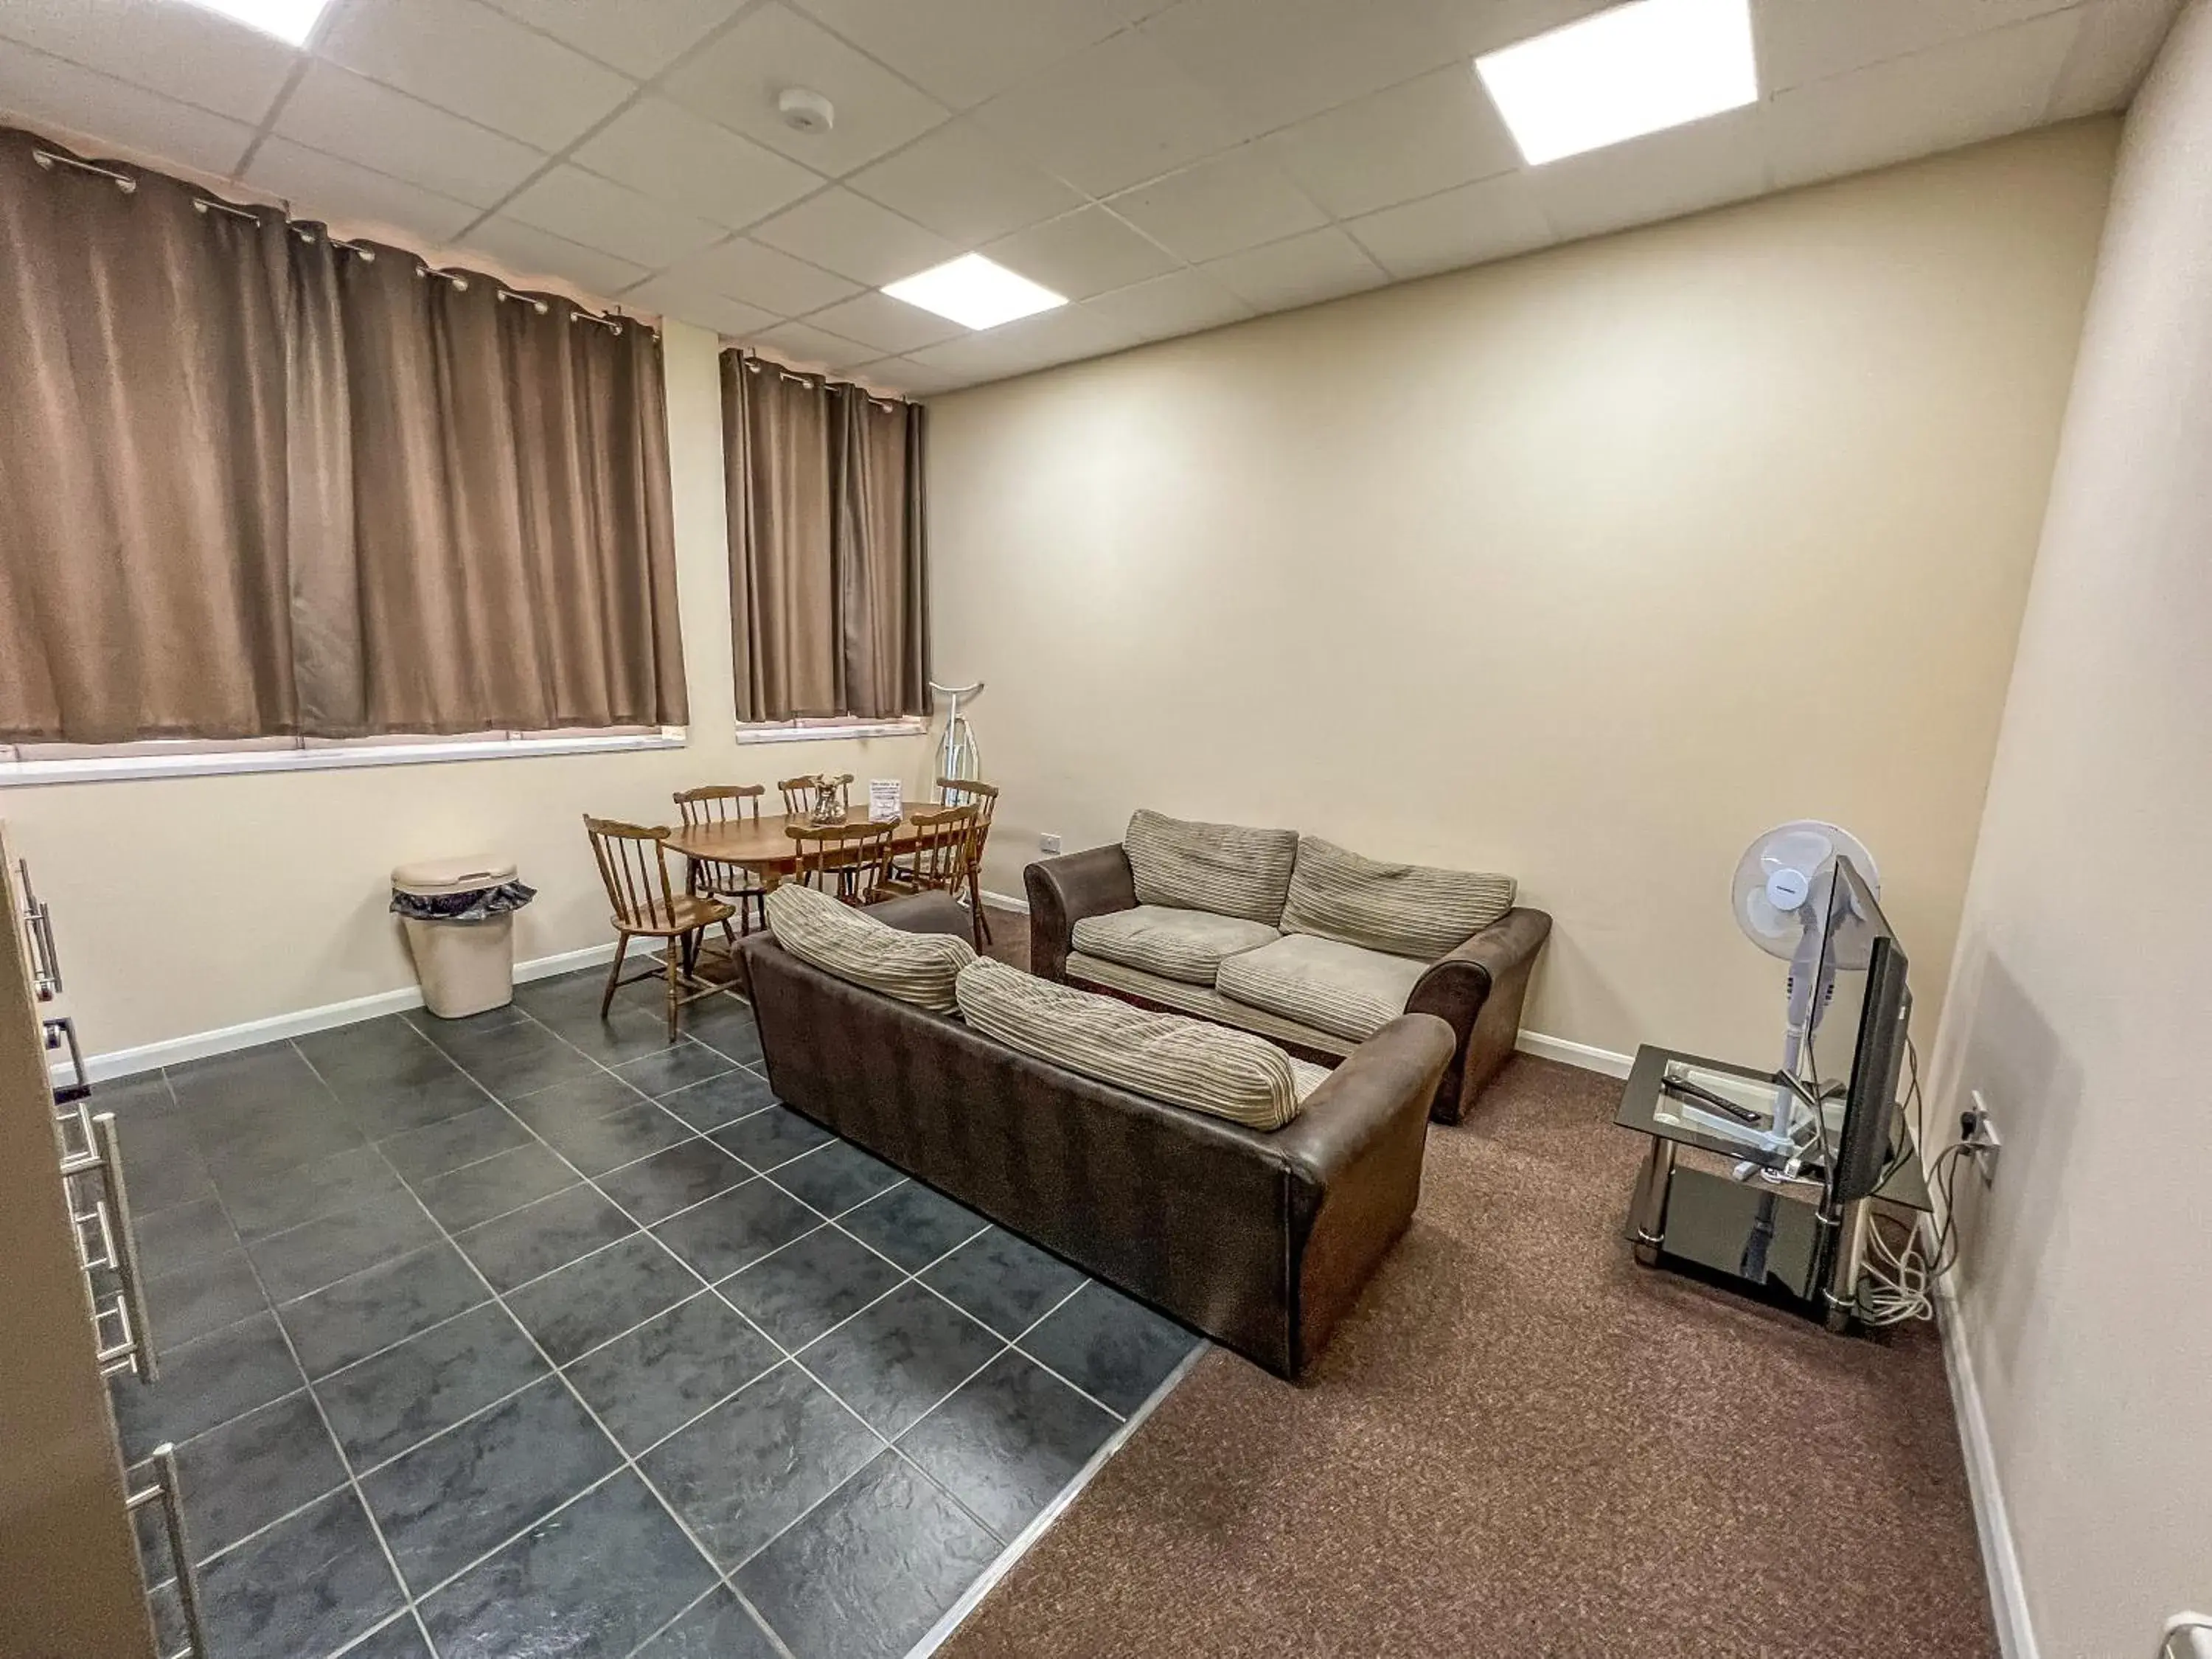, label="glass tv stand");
[1614,1044,1930,1332]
